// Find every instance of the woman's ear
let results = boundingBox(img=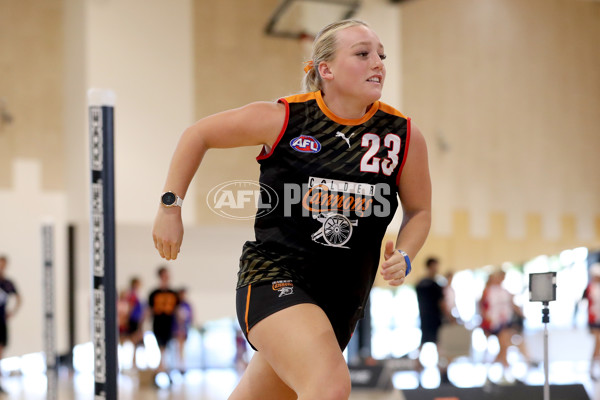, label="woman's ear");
[319,62,333,81]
